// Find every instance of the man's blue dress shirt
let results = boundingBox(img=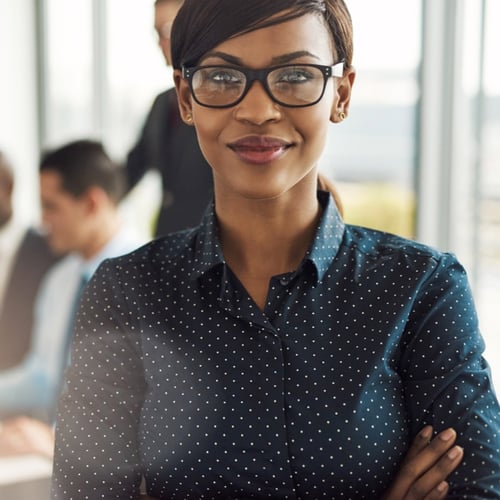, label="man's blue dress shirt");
[0,226,142,421]
[52,191,500,499]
